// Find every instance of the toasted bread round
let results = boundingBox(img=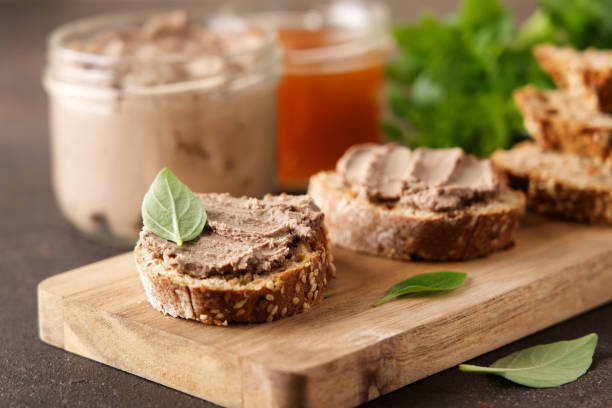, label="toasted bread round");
[308,171,525,261]
[492,142,612,224]
[135,225,334,326]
